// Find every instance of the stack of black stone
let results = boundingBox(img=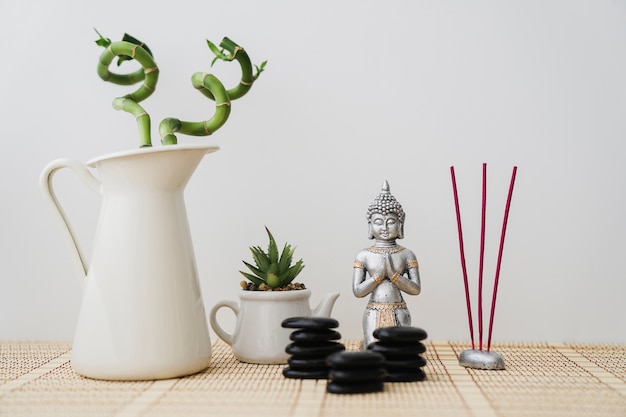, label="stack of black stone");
[326,351,387,394]
[282,317,345,379]
[367,326,428,382]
